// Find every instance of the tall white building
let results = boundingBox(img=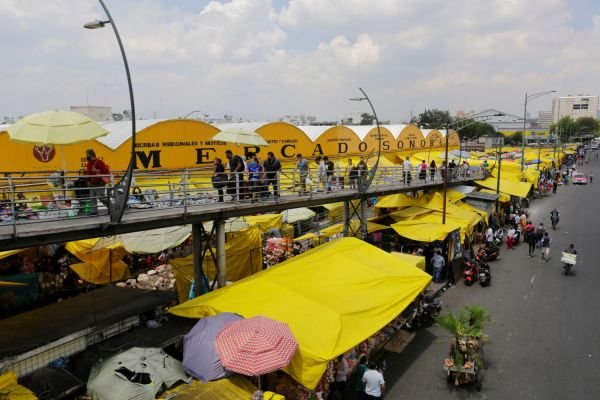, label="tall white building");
[537,110,553,128]
[552,95,599,122]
